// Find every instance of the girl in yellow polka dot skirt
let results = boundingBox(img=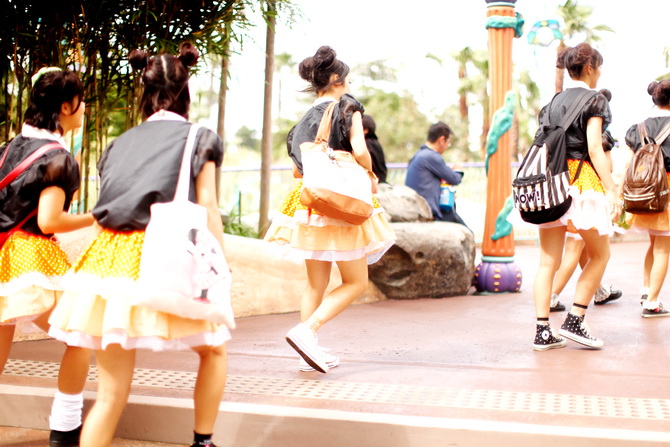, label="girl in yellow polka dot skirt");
[48,44,228,447]
[265,47,395,375]
[0,67,94,445]
[531,44,621,353]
